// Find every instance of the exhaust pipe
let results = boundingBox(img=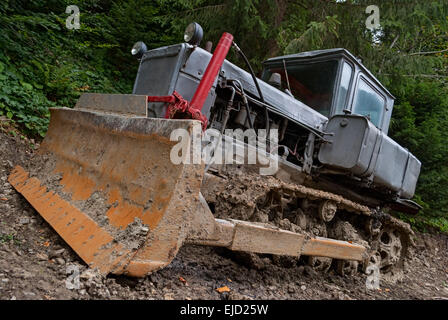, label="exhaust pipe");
[190,32,233,112]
